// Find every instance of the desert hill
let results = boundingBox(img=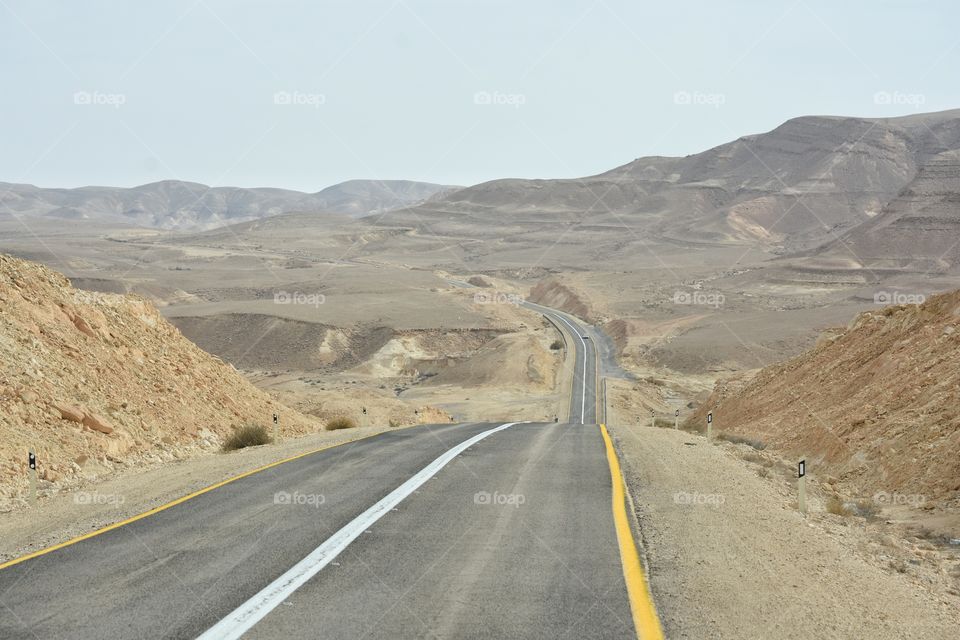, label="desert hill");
[0,179,459,231]
[353,109,960,271]
[689,290,960,509]
[0,254,319,509]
